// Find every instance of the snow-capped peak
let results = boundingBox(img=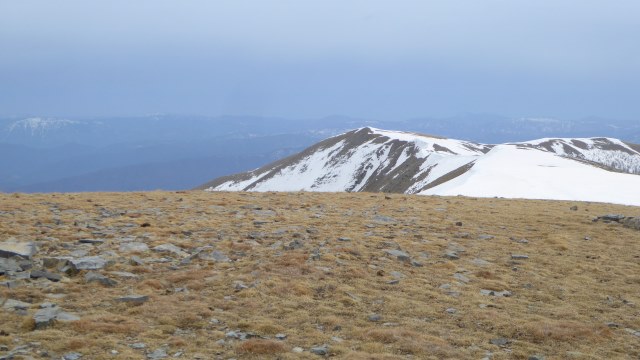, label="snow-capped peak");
[201,127,640,206]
